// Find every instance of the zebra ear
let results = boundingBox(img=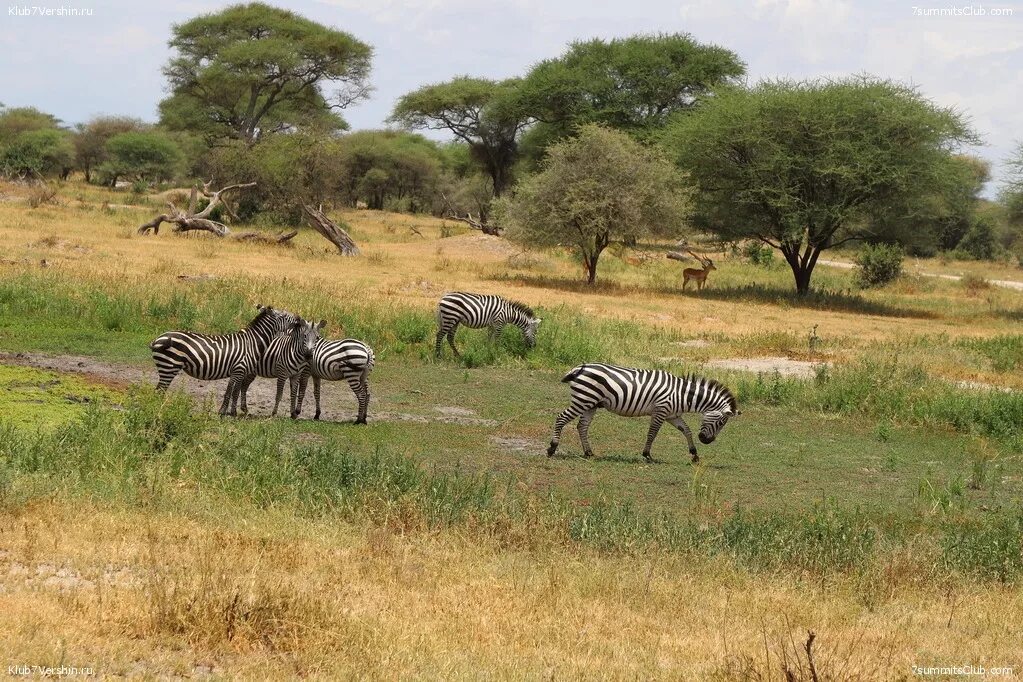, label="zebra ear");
[316,319,327,330]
